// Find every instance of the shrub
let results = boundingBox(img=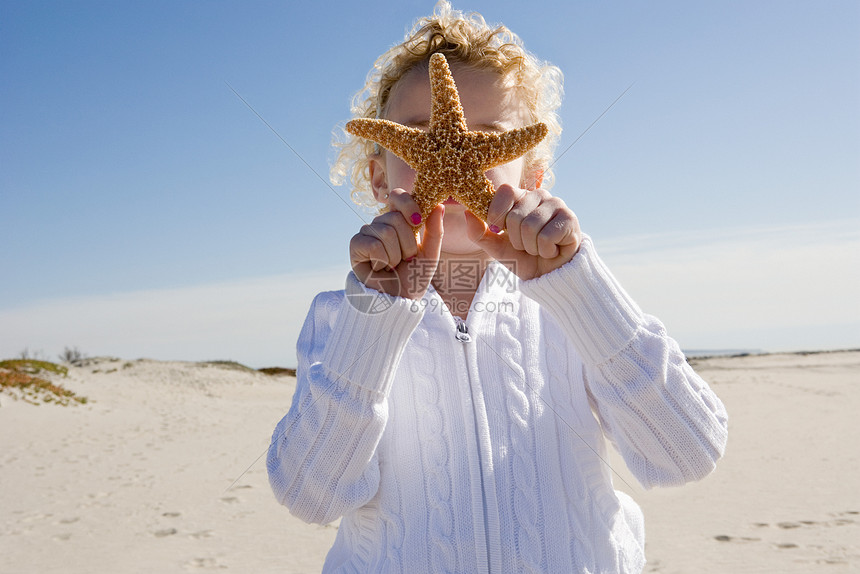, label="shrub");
[59,346,86,364]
